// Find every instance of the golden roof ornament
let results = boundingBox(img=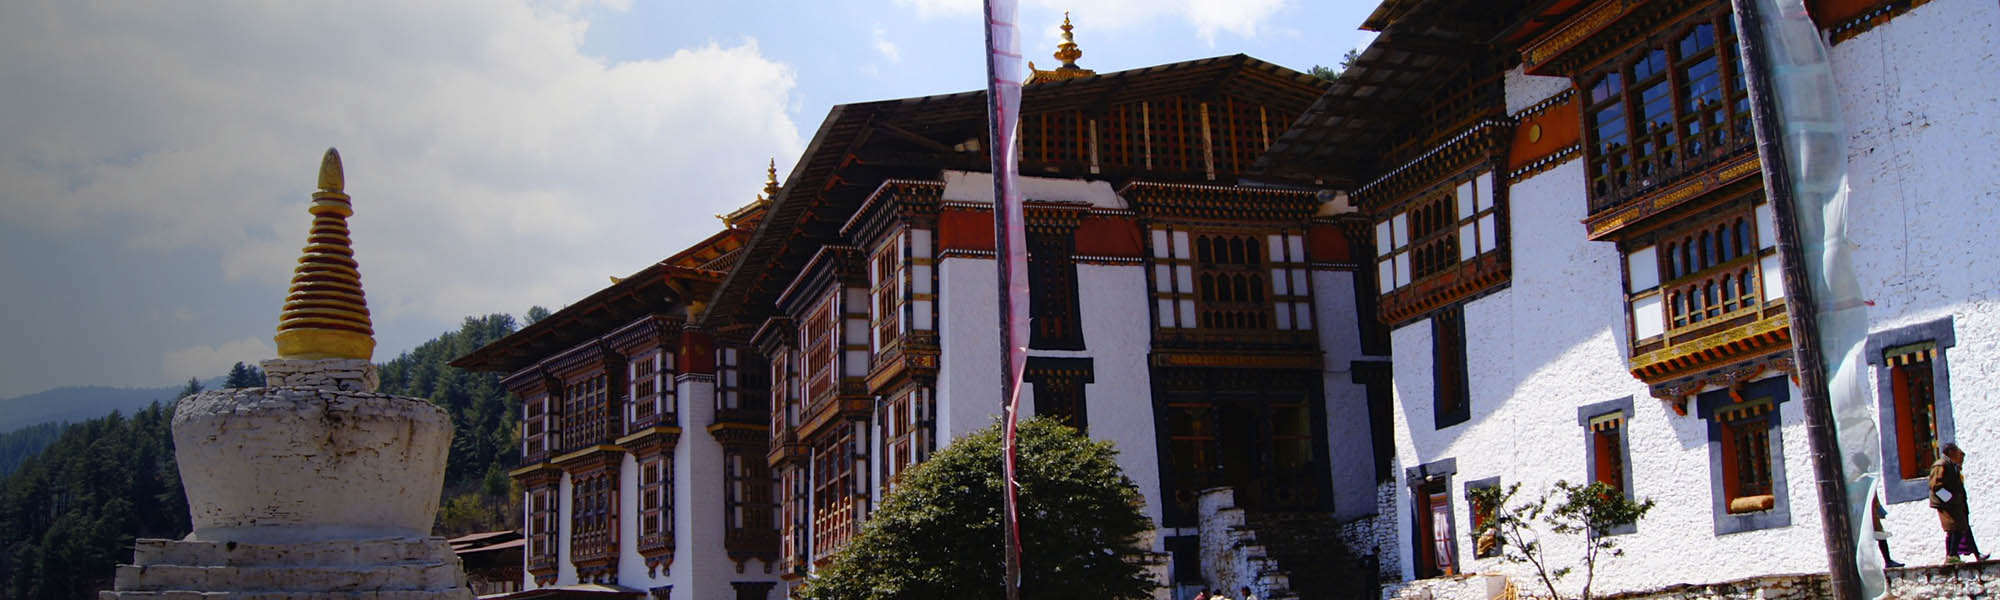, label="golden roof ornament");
[763,158,781,200]
[1028,12,1096,85]
[273,148,376,361]
[721,158,778,228]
